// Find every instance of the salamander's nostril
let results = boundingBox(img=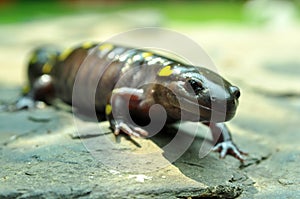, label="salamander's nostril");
[230,86,240,99]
